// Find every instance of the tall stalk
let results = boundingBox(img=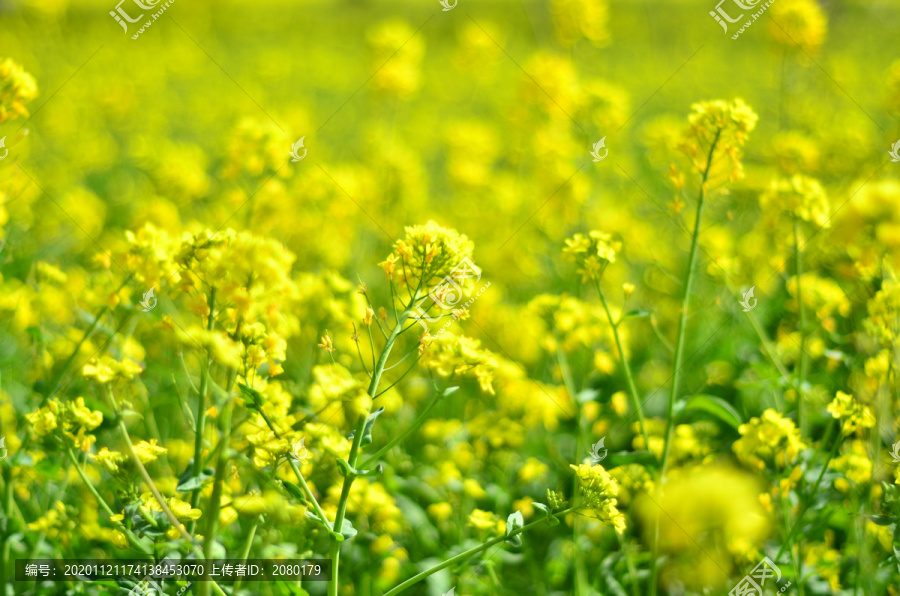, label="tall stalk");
[189,287,216,531]
[593,280,650,449]
[793,218,806,435]
[328,295,416,596]
[650,128,721,596]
